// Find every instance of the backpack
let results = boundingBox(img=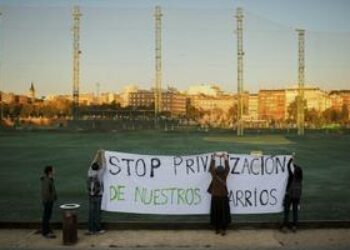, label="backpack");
[288,177,302,199]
